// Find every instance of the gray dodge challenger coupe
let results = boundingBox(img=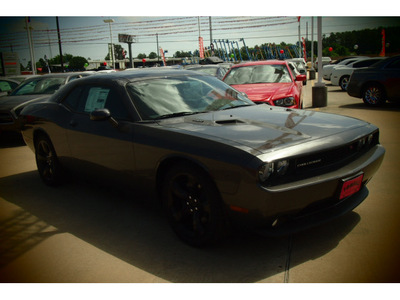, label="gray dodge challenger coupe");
[19,69,385,246]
